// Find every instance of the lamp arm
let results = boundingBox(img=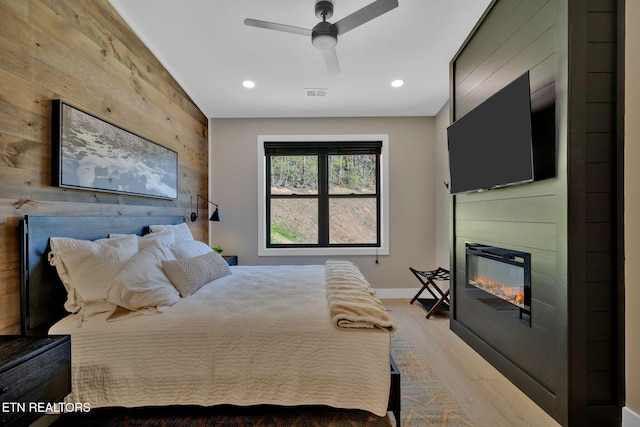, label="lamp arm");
[197,194,219,208]
[191,194,220,222]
